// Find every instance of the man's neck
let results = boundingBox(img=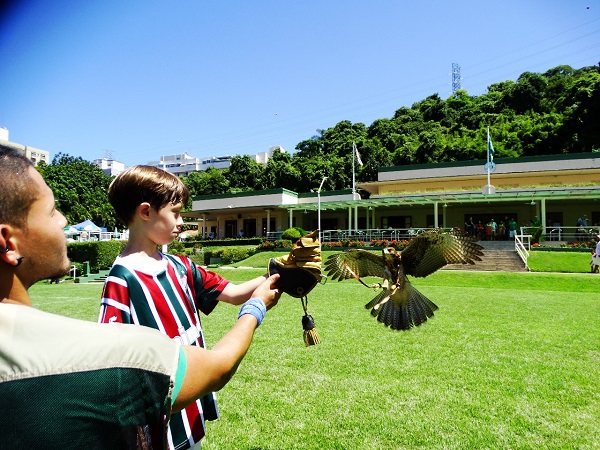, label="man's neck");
[0,273,33,307]
[1,297,31,306]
